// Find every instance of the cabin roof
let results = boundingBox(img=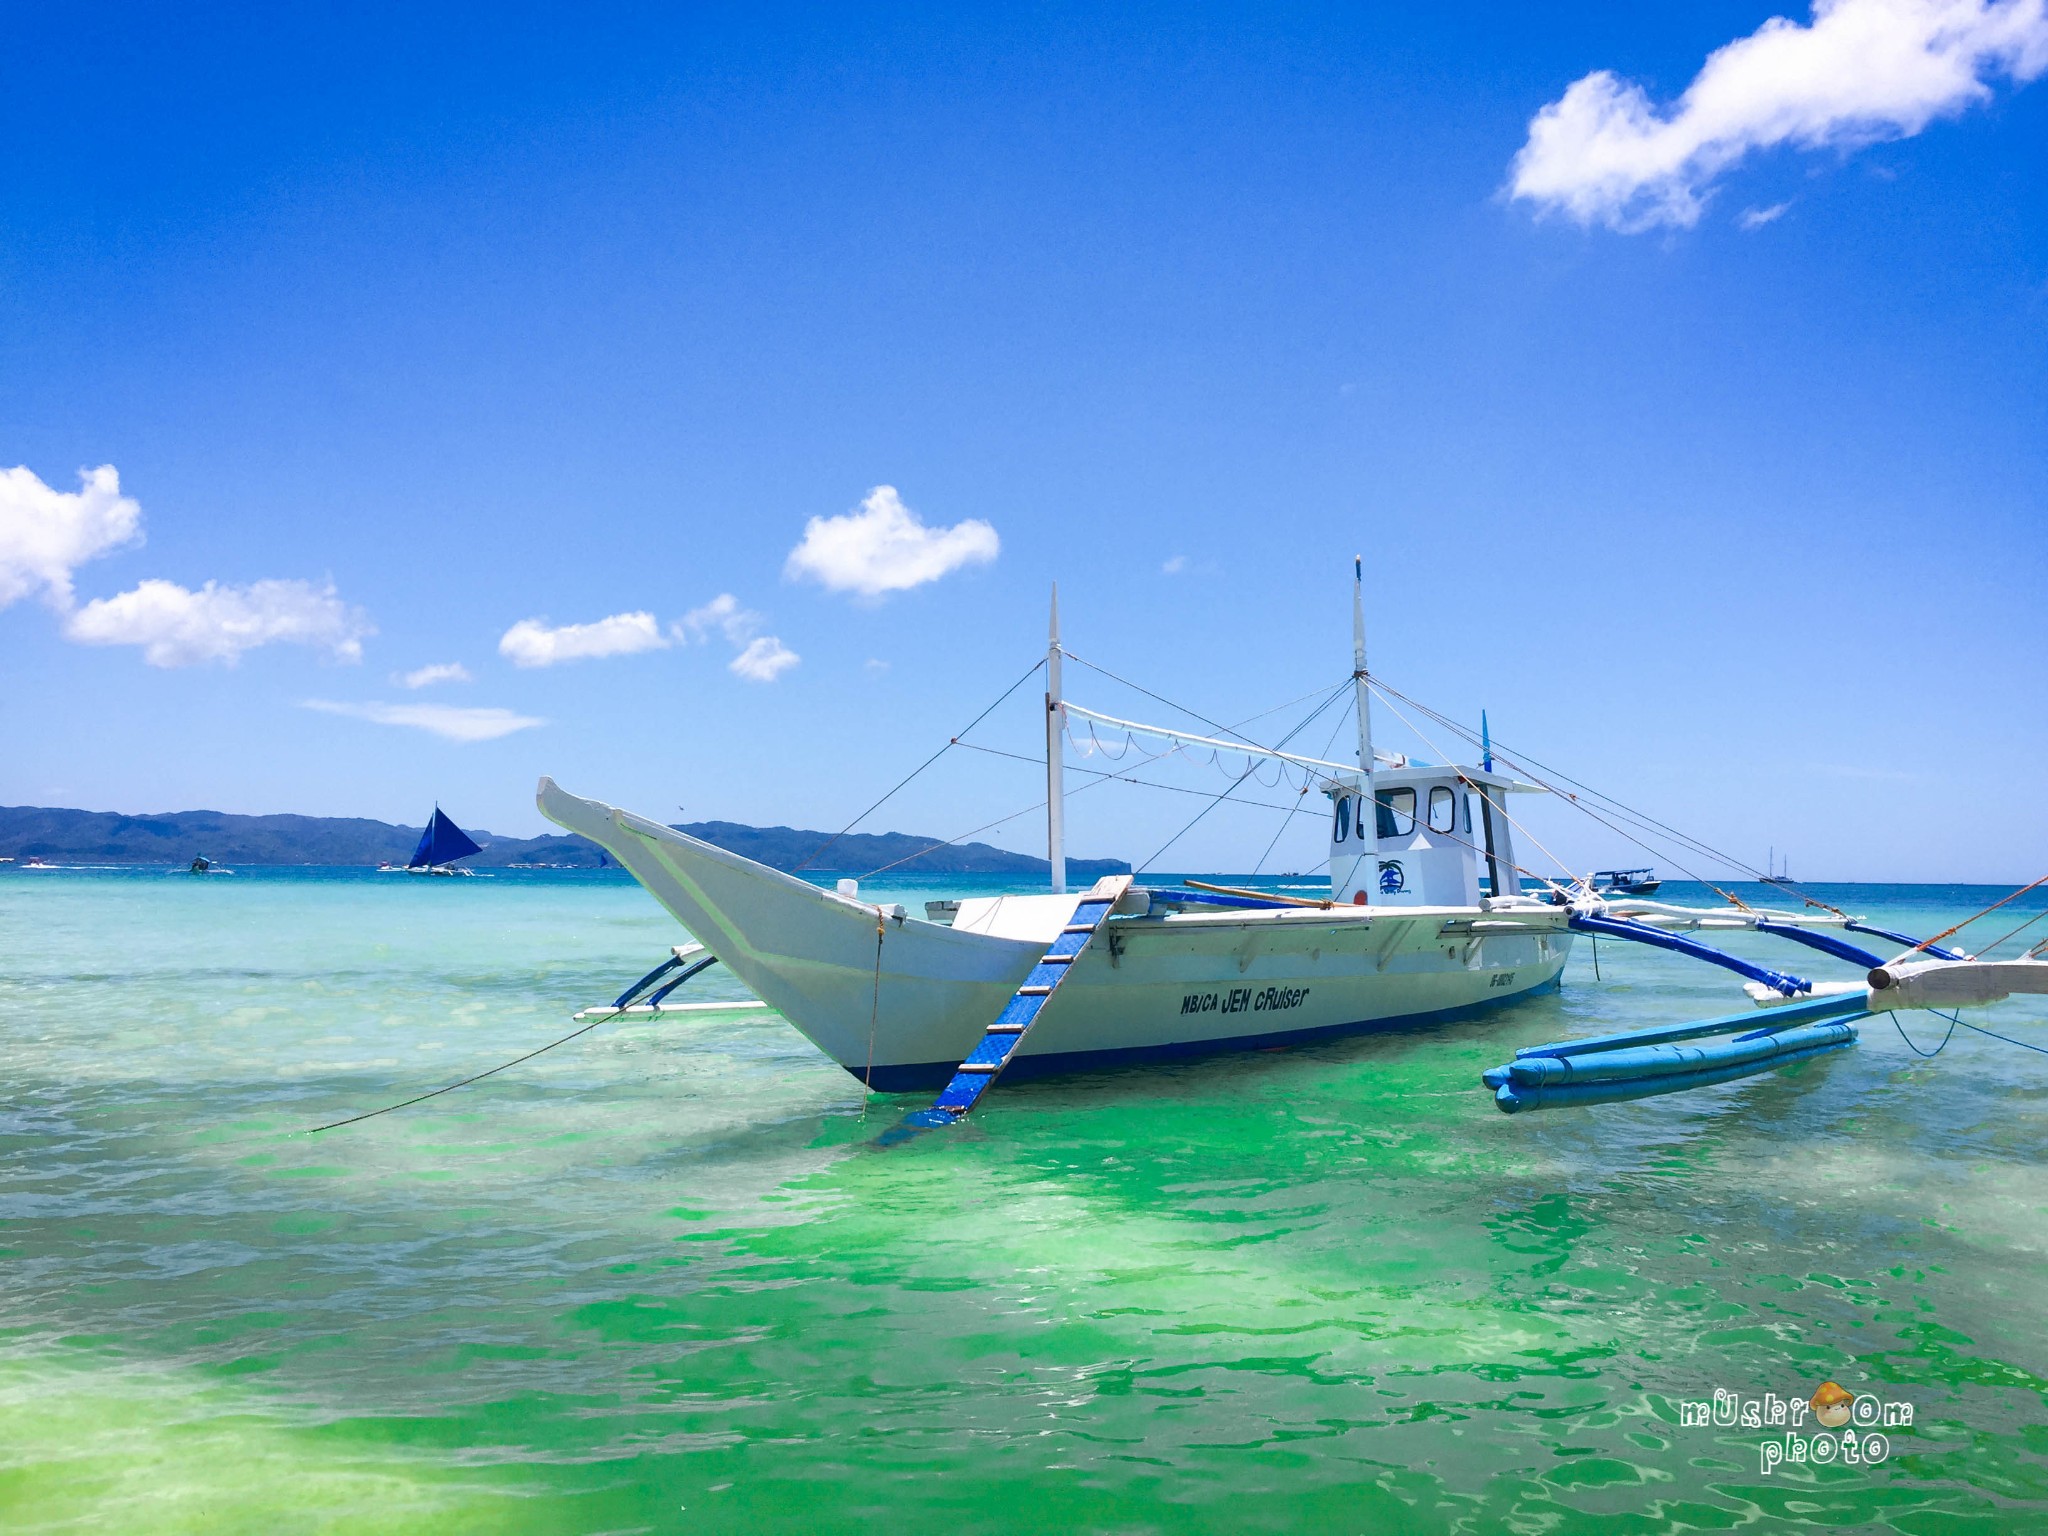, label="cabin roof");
[1325,764,1544,794]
